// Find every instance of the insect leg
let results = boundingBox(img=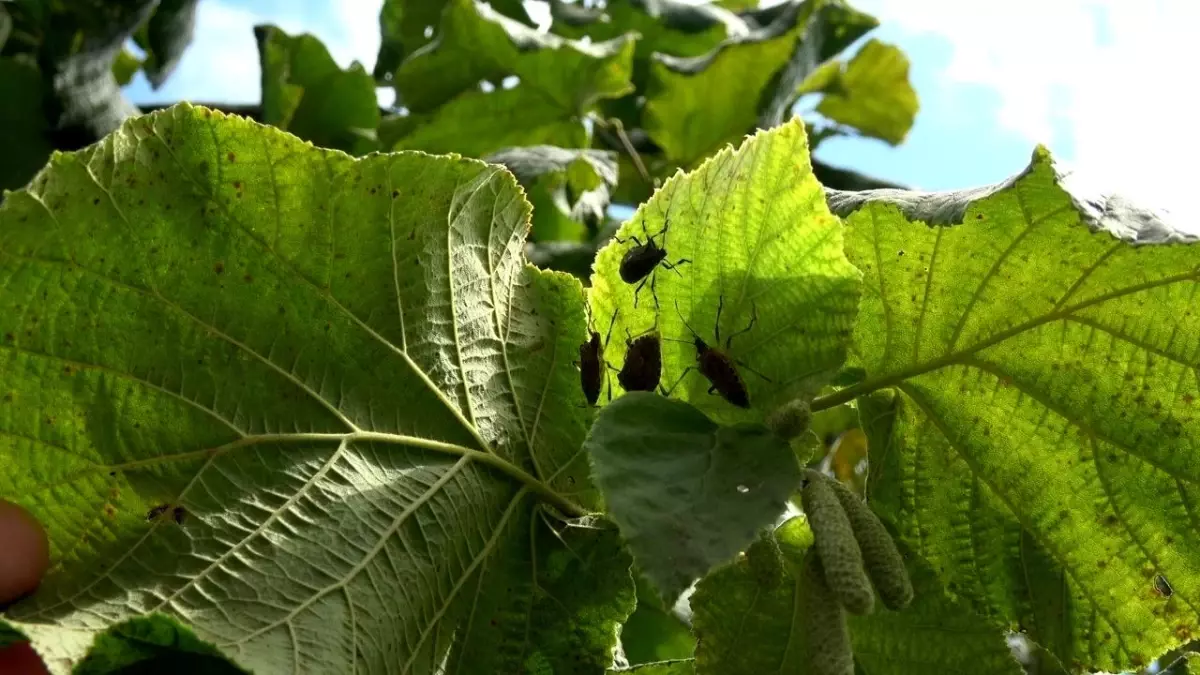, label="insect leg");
[603,307,618,346]
[660,258,692,277]
[734,358,774,383]
[661,366,696,397]
[613,234,644,246]
[673,299,700,340]
[632,275,650,309]
[724,300,758,350]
